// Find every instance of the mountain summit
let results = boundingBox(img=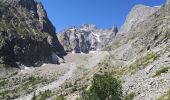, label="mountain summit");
[58,24,118,53]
